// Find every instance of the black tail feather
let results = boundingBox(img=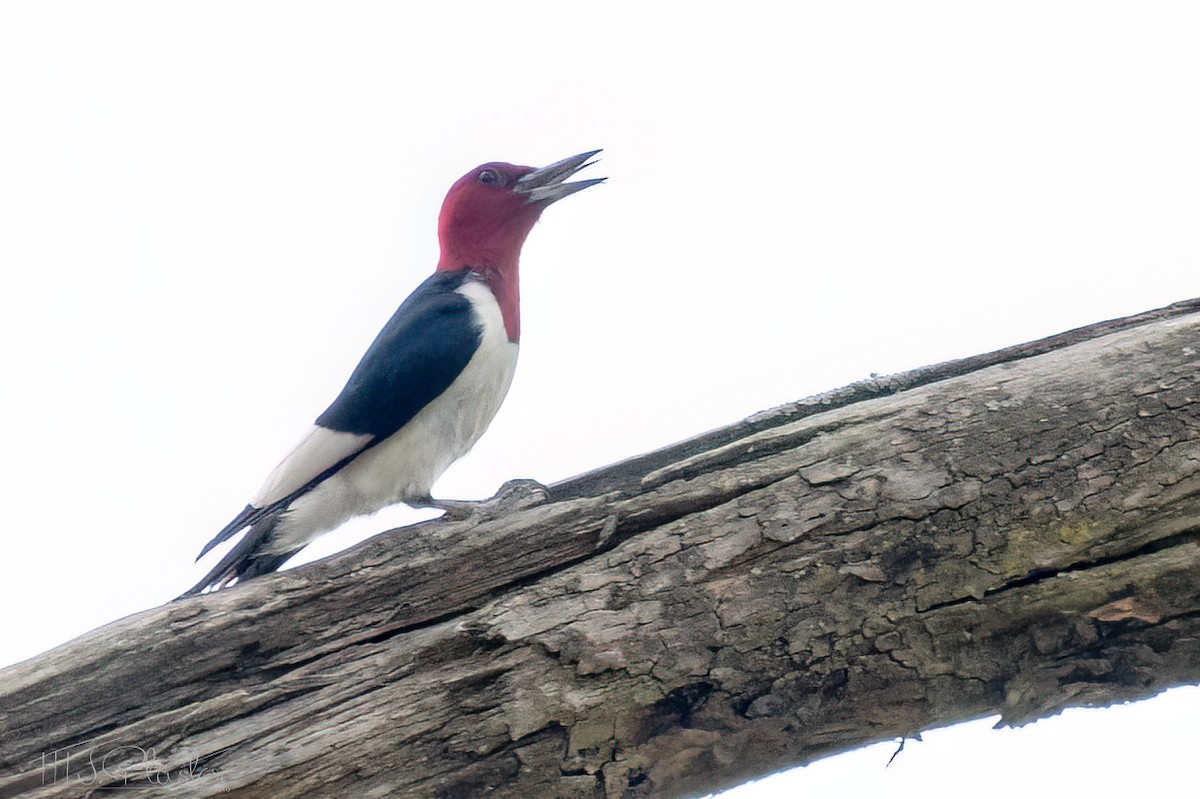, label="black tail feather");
[196,504,266,561]
[178,512,300,598]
